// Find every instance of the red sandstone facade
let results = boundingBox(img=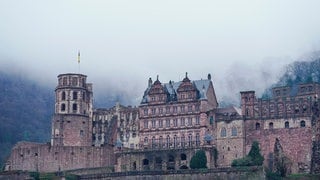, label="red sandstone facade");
[5,73,320,174]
